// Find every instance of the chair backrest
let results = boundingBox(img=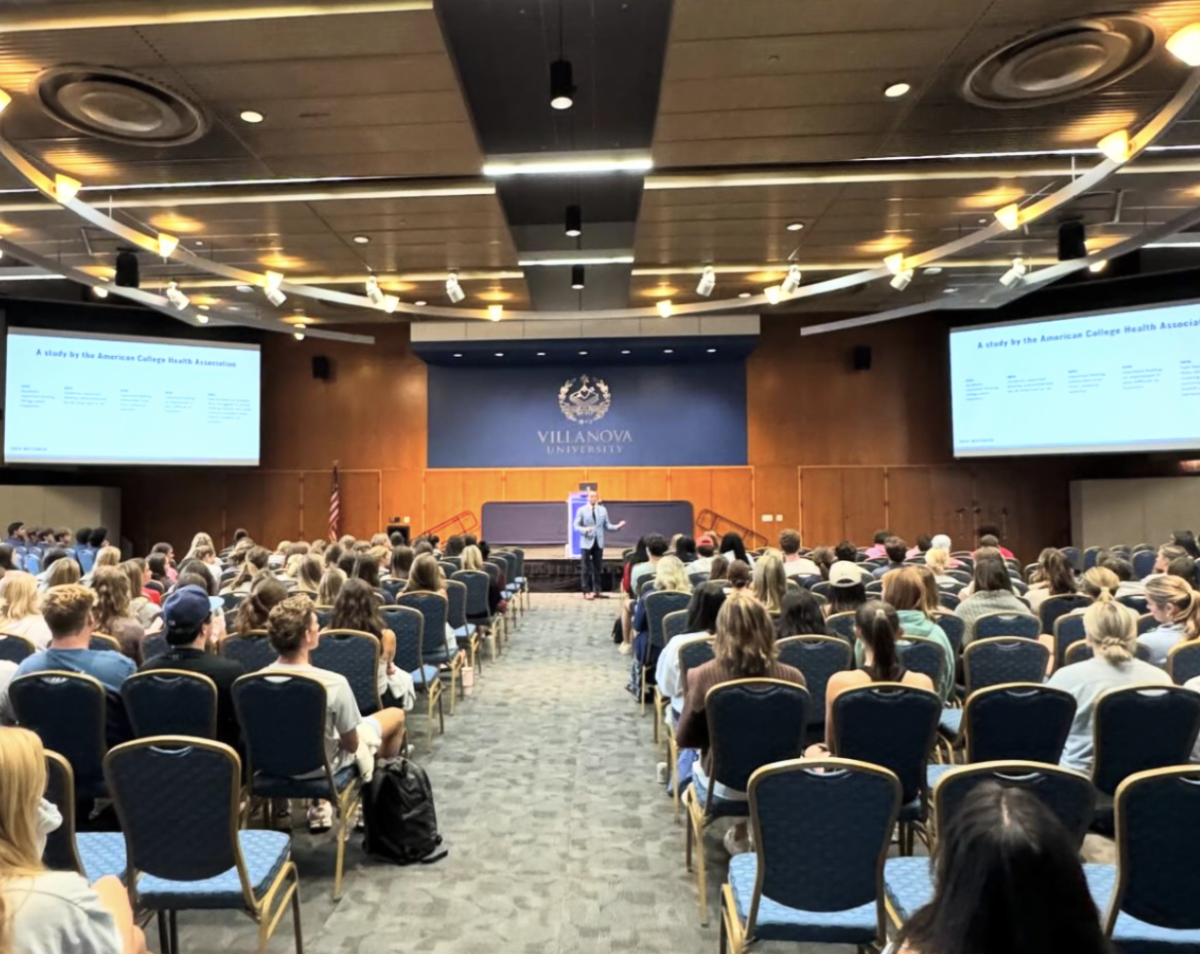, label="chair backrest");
[1053,614,1088,664]
[637,577,656,597]
[42,751,83,875]
[933,761,1095,848]
[311,629,381,714]
[1132,549,1157,579]
[221,591,246,613]
[831,684,941,803]
[381,605,430,684]
[677,636,715,685]
[688,571,709,587]
[973,612,1040,641]
[444,579,469,629]
[396,591,451,660]
[141,632,169,663]
[0,633,35,664]
[775,636,852,724]
[896,637,947,698]
[451,570,491,618]
[947,568,972,584]
[645,590,691,649]
[1108,766,1200,933]
[810,581,831,599]
[219,631,275,671]
[10,672,107,790]
[105,738,251,905]
[746,759,899,935]
[121,670,218,739]
[1039,595,1092,636]
[232,671,332,779]
[89,634,121,652]
[825,611,856,643]
[315,606,334,629]
[1136,613,1157,636]
[963,637,1049,694]
[480,561,500,586]
[1083,547,1102,571]
[662,609,690,643]
[1118,594,1149,616]
[438,561,458,578]
[705,679,809,798]
[1092,685,1200,796]
[931,612,965,657]
[964,683,1076,764]
[1167,641,1200,686]
[865,580,884,595]
[937,592,960,611]
[1061,546,1082,572]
